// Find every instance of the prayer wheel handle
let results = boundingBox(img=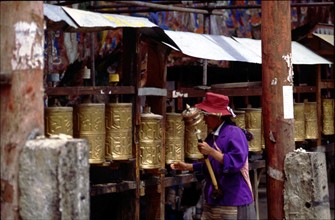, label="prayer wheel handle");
[195,129,219,191]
